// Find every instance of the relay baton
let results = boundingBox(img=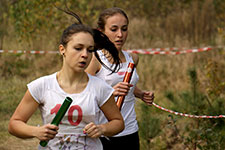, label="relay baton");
[116,63,135,110]
[39,97,73,147]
